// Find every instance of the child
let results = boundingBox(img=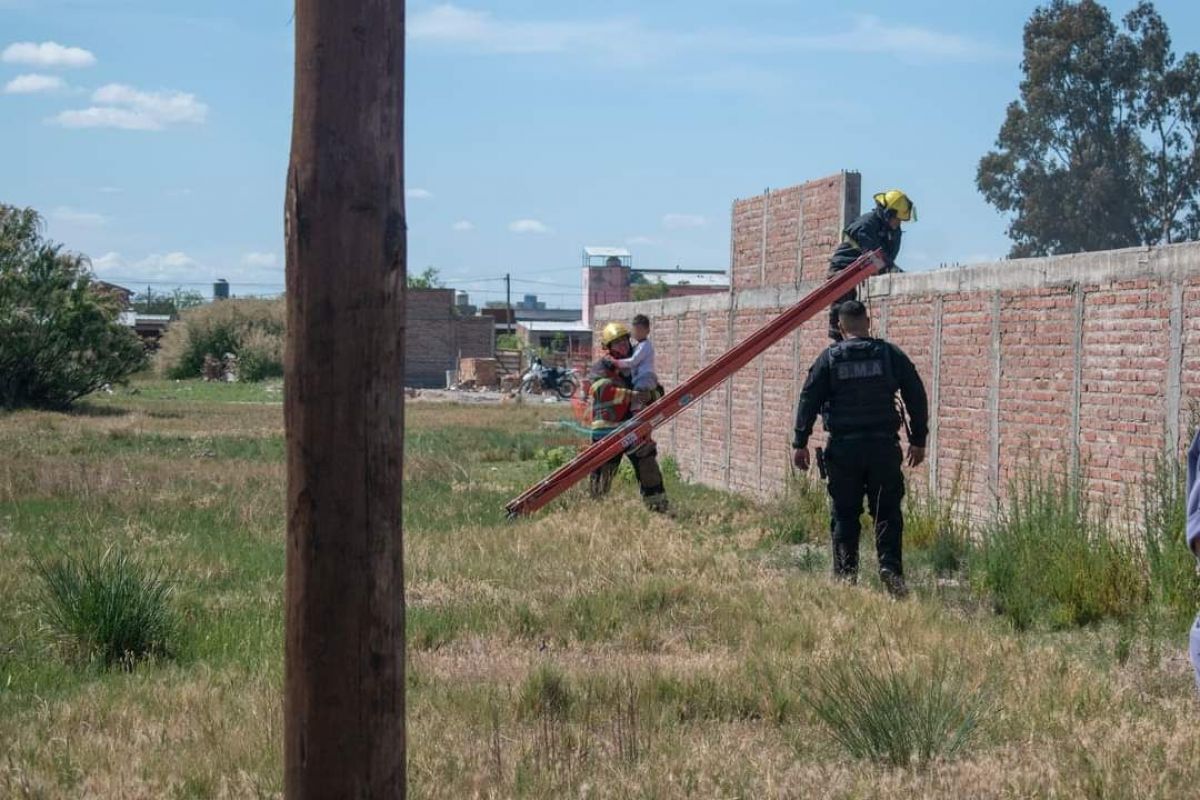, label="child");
[614,314,659,402]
